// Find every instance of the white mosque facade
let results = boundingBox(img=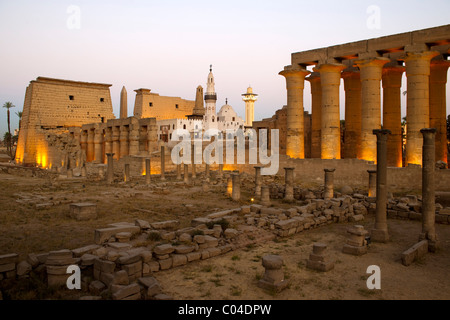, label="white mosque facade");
[157,67,249,146]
